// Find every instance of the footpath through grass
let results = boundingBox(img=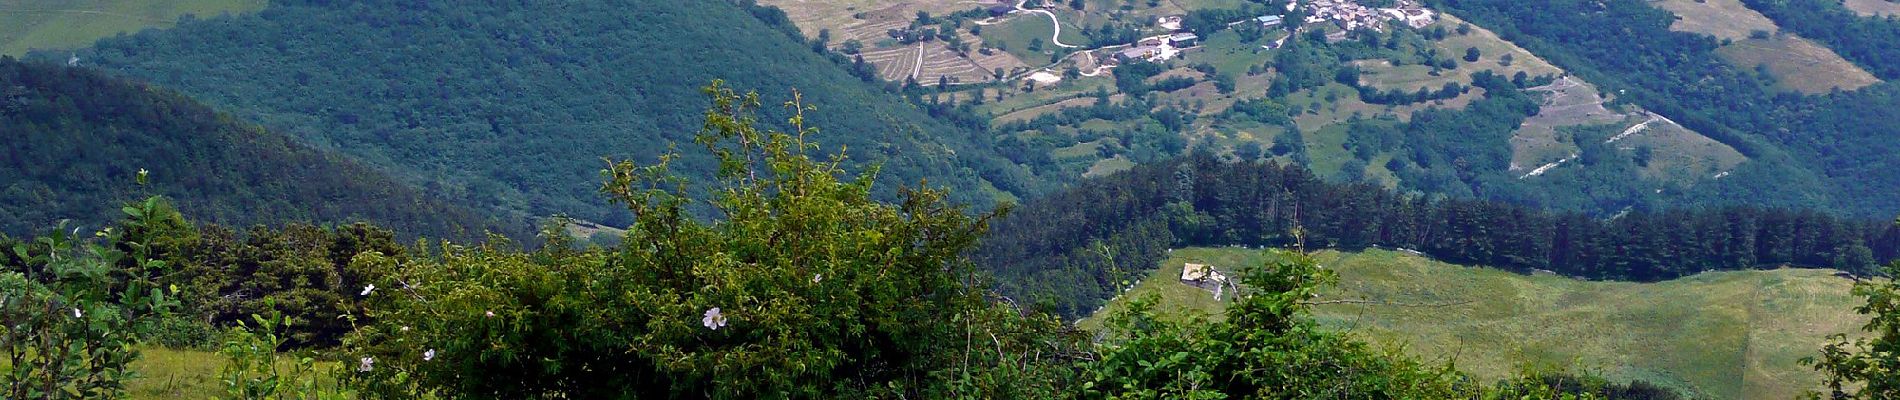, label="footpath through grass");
[1084,247,1867,400]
